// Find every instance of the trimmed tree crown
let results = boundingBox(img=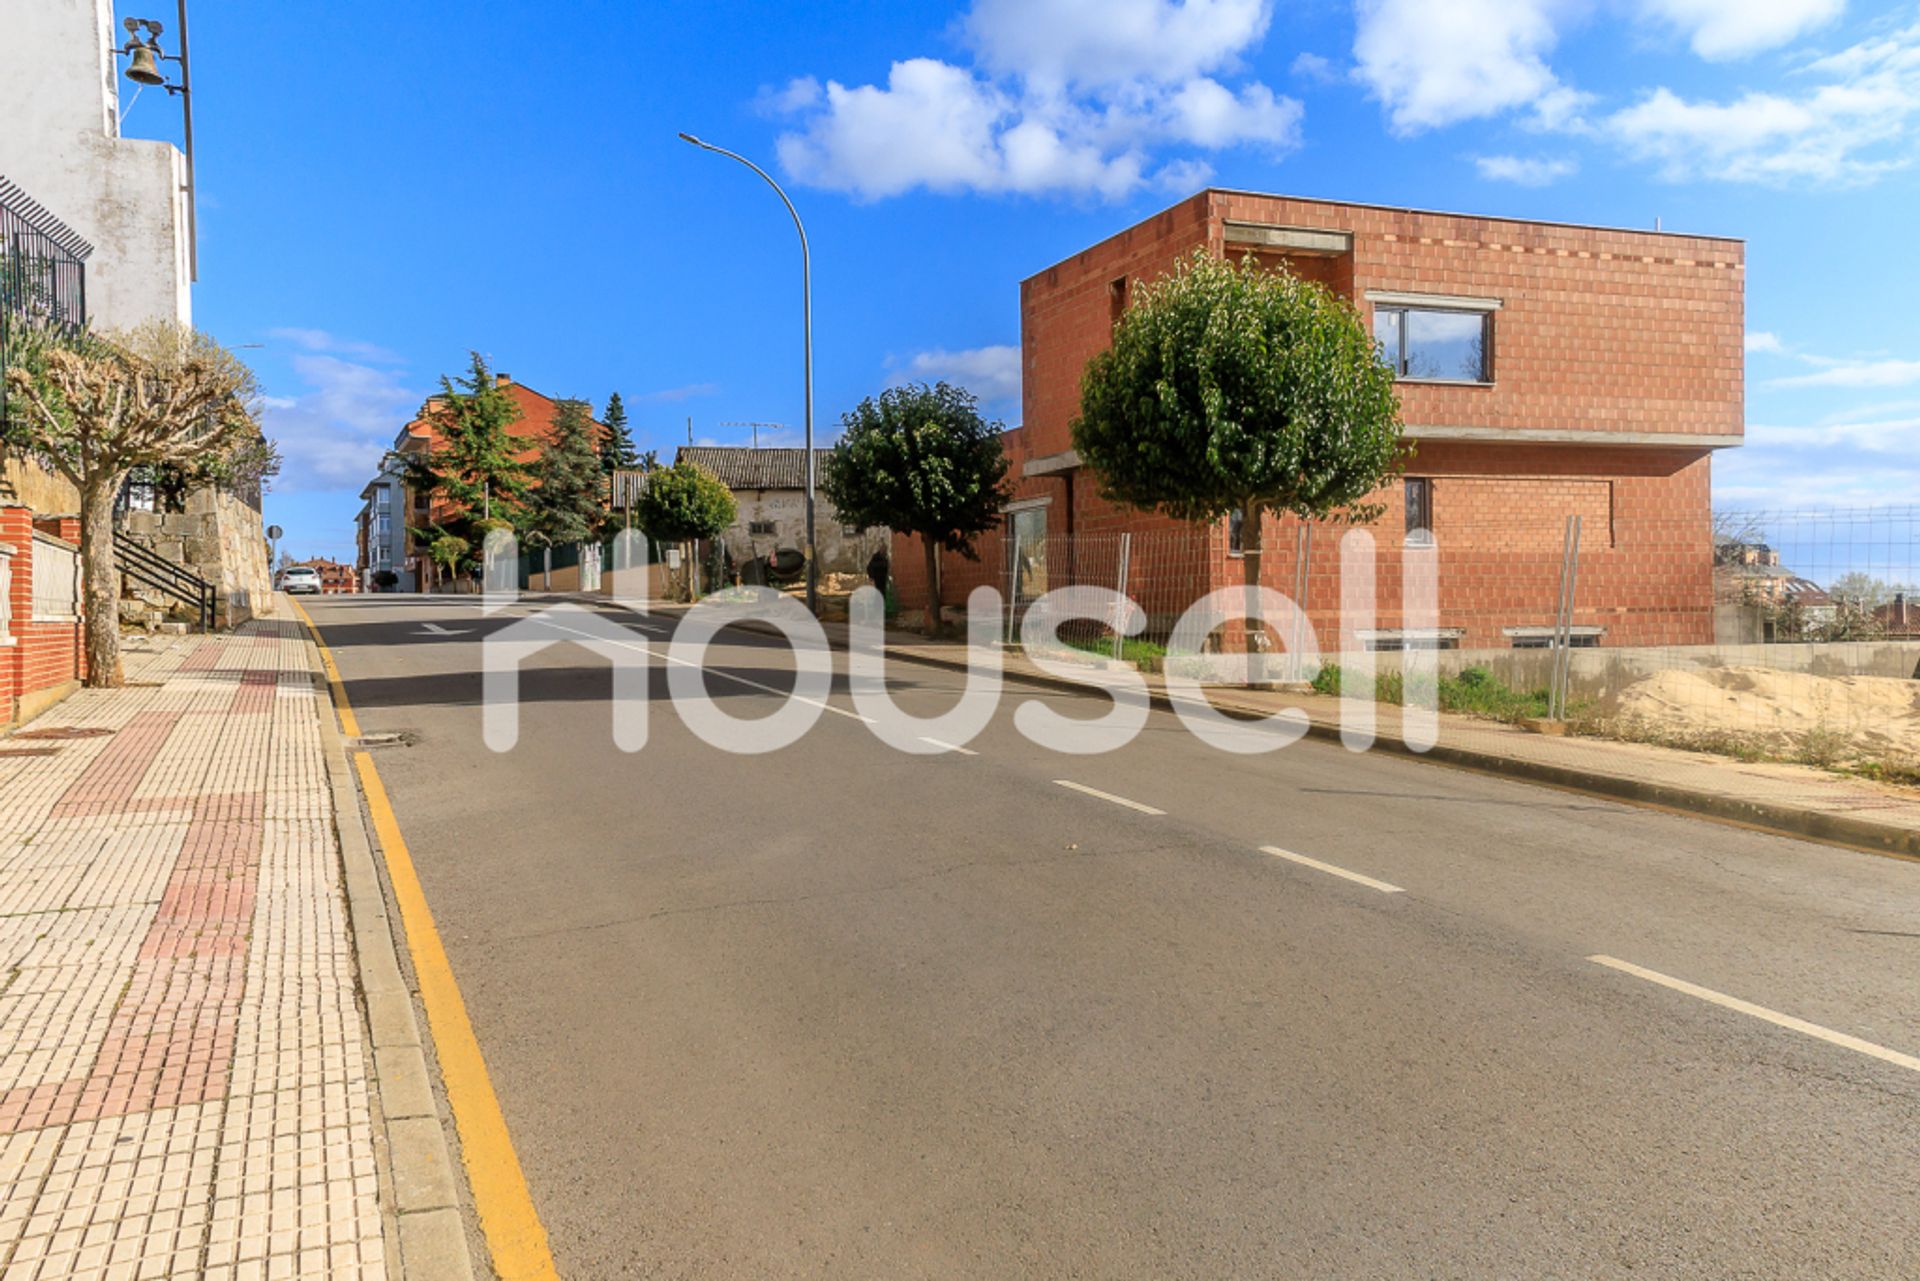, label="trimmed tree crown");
[637,459,736,542]
[821,381,1010,558]
[1072,249,1405,525]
